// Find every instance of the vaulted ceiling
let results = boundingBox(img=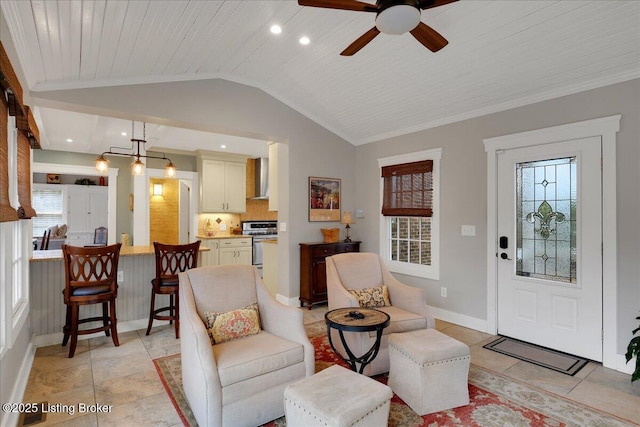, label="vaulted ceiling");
[2,0,639,155]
